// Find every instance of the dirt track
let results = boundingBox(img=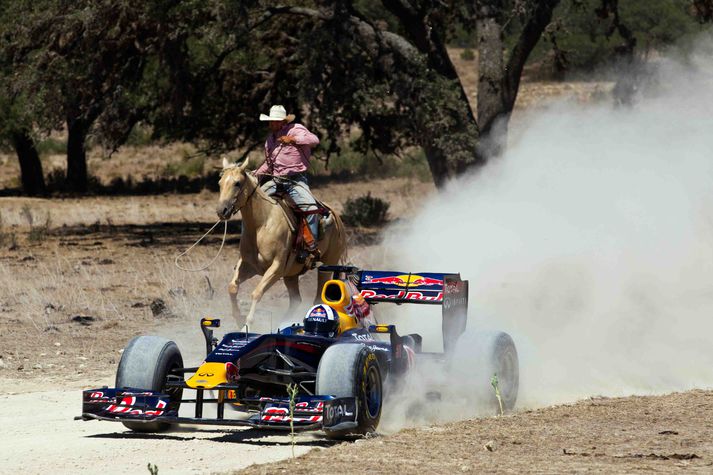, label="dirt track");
[2,190,712,474]
[4,382,712,474]
[0,383,327,474]
[237,390,713,474]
